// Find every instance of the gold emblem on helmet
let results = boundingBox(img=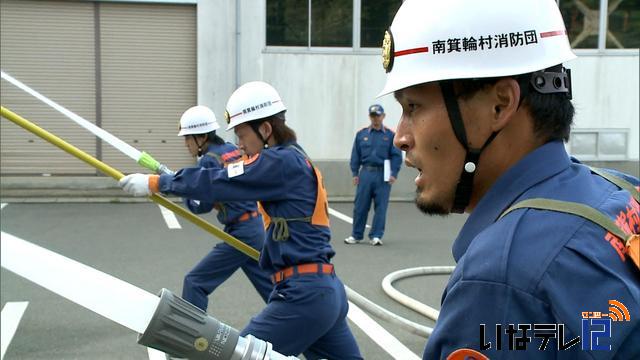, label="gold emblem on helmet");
[382,29,394,73]
[224,110,231,124]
